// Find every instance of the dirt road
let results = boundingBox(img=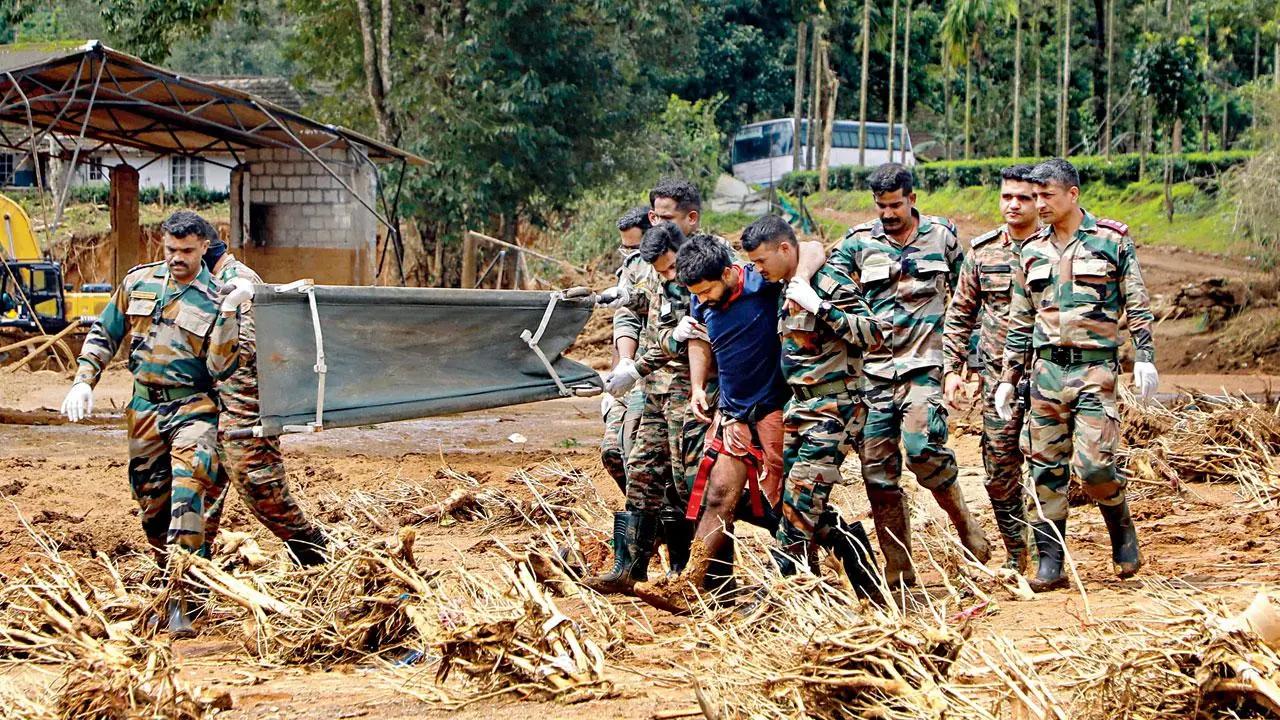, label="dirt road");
[1,366,1278,718]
